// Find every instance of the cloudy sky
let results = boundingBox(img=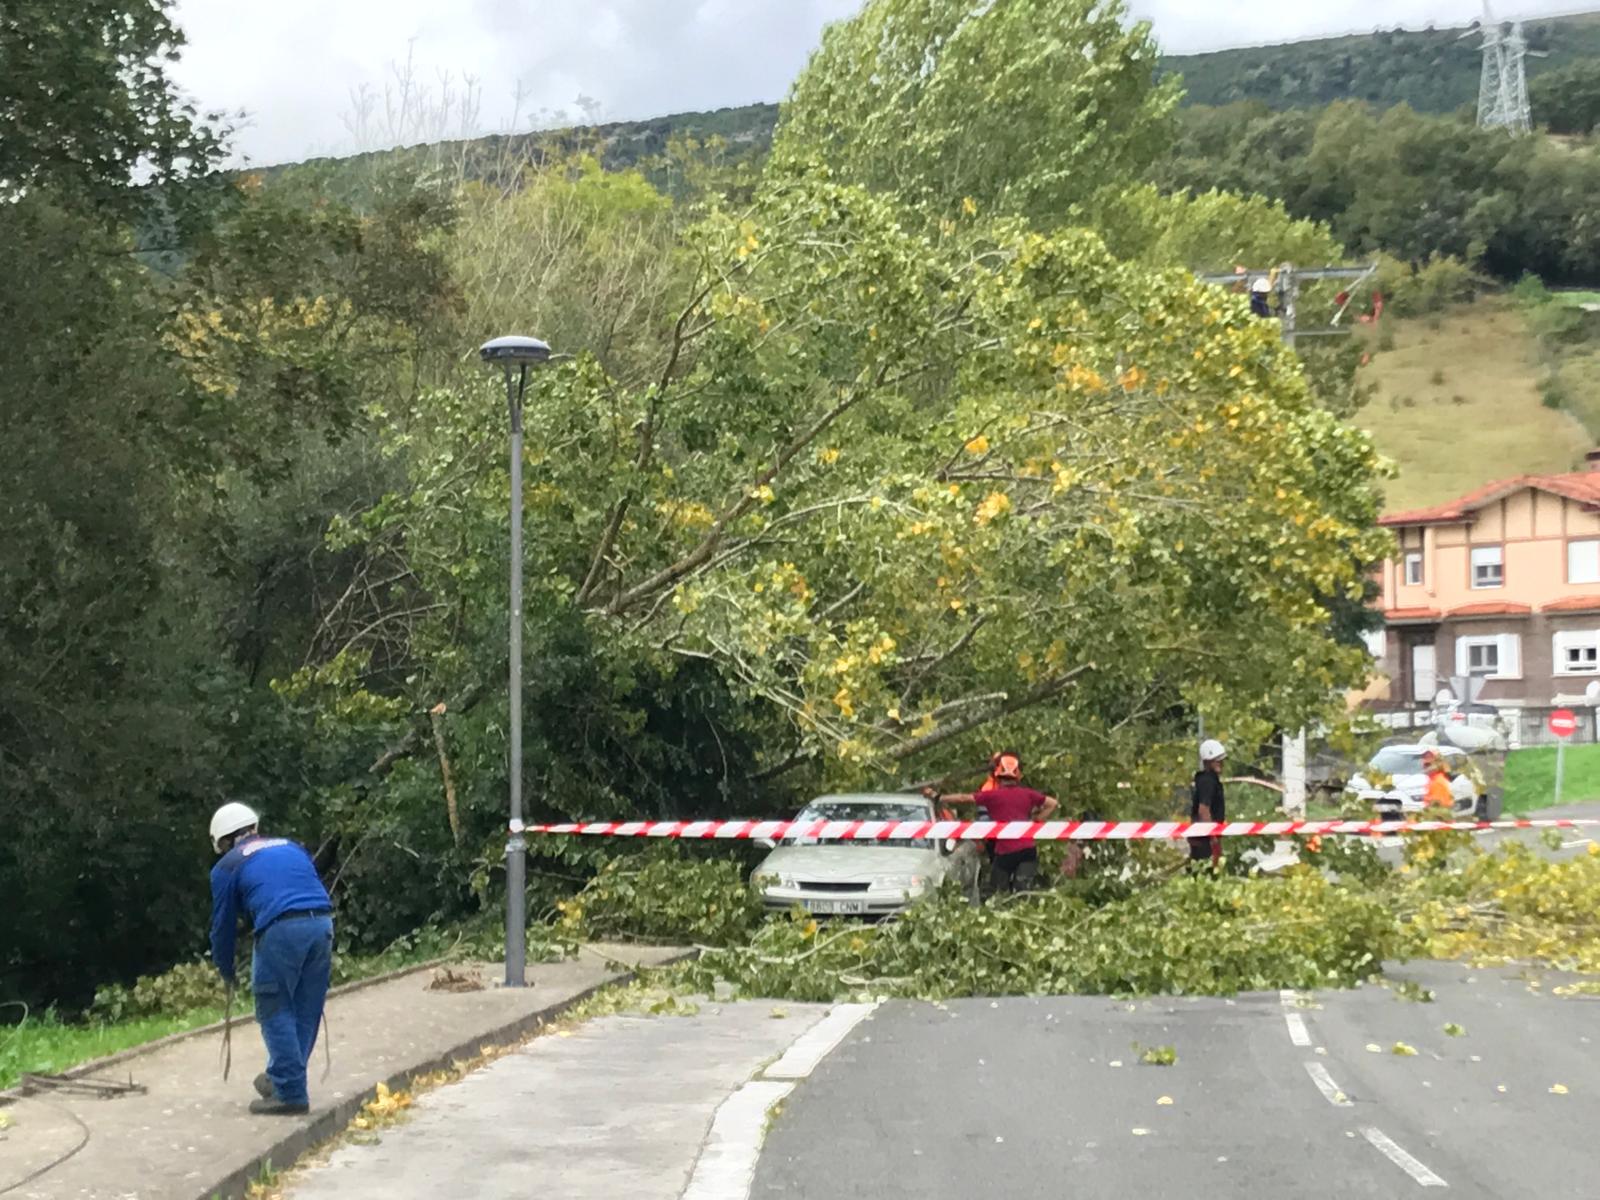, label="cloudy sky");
[168,0,1588,166]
